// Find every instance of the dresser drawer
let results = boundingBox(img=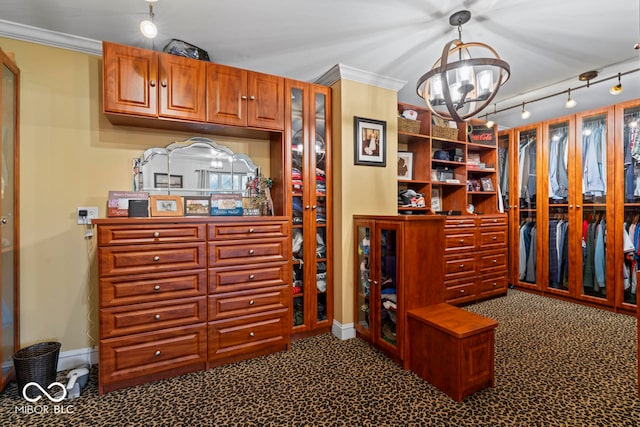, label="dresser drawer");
[479,250,507,272]
[208,222,288,240]
[100,269,206,307]
[209,238,288,266]
[208,285,288,321]
[99,324,206,386]
[208,309,289,362]
[445,218,476,229]
[209,262,289,293]
[479,216,507,228]
[444,255,476,278]
[444,231,476,253]
[100,296,207,338]
[99,242,206,277]
[479,274,508,296]
[98,224,205,246]
[479,228,507,249]
[444,282,476,305]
